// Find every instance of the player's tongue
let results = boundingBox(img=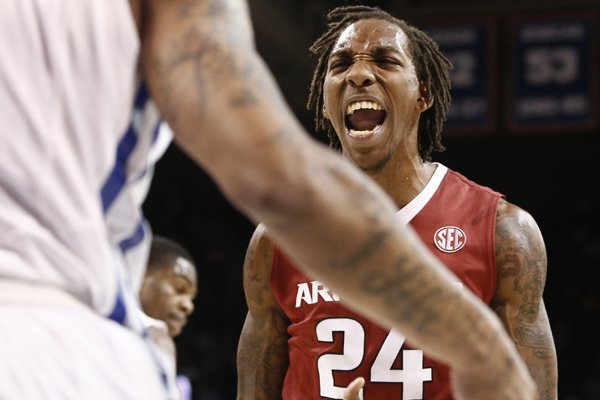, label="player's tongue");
[346,109,386,133]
